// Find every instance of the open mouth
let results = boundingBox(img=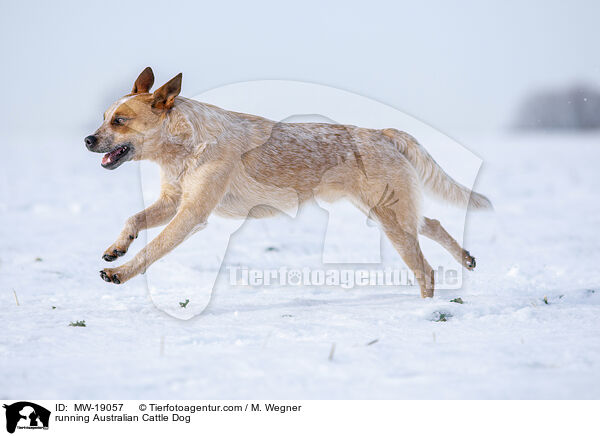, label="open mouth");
[101,144,132,169]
